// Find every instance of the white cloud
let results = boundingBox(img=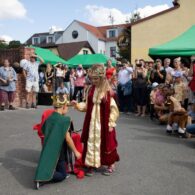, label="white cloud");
[0,35,13,43]
[137,5,170,18]
[0,0,27,20]
[85,4,170,25]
